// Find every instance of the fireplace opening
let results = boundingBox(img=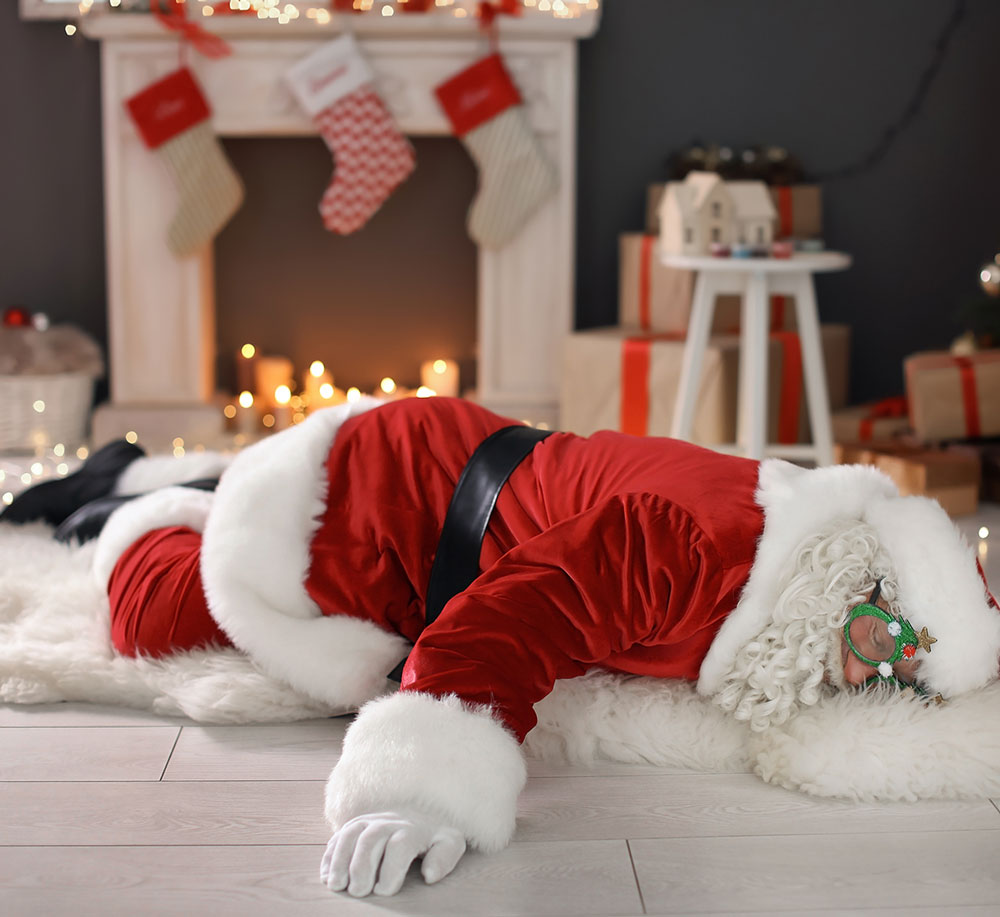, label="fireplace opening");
[214,136,478,398]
